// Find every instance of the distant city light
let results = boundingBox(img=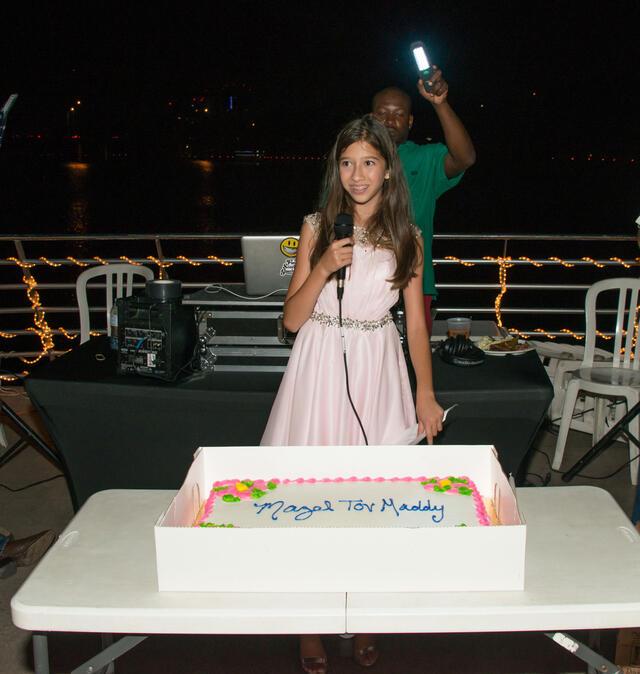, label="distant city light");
[76,100,81,105]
